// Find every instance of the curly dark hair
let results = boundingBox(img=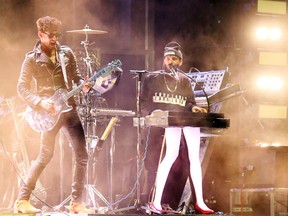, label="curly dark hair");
[36,16,61,33]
